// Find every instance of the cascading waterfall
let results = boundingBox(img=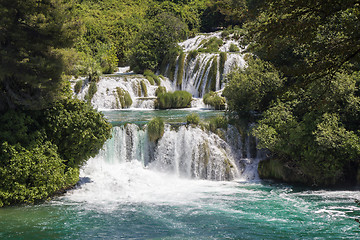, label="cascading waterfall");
[97,123,262,181]
[75,75,169,110]
[162,31,246,97]
[72,31,246,109]
[175,52,245,97]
